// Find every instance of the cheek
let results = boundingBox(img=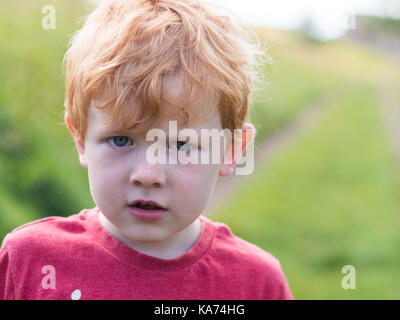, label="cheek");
[171,164,220,206]
[87,143,126,176]
[86,148,127,201]
[88,156,118,184]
